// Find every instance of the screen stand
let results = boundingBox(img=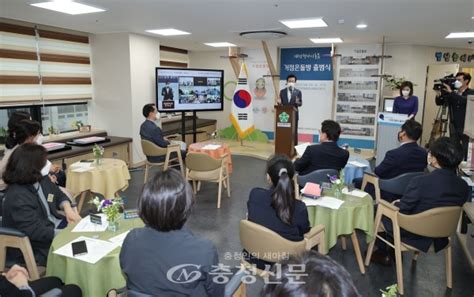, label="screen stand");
[180,112,199,144]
